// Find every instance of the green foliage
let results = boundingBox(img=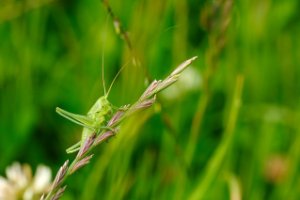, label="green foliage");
[1,0,300,199]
